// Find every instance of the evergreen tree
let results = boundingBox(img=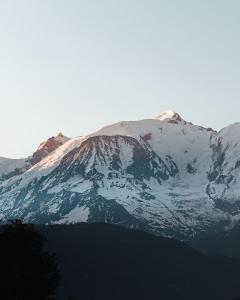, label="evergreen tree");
[0,220,60,300]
